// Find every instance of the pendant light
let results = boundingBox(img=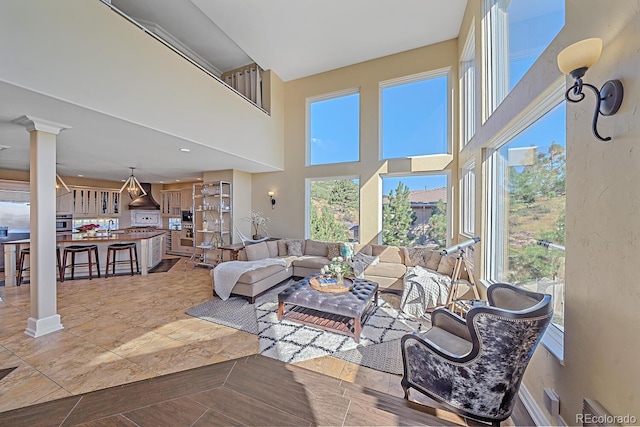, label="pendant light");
[55,165,71,196]
[119,167,146,199]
